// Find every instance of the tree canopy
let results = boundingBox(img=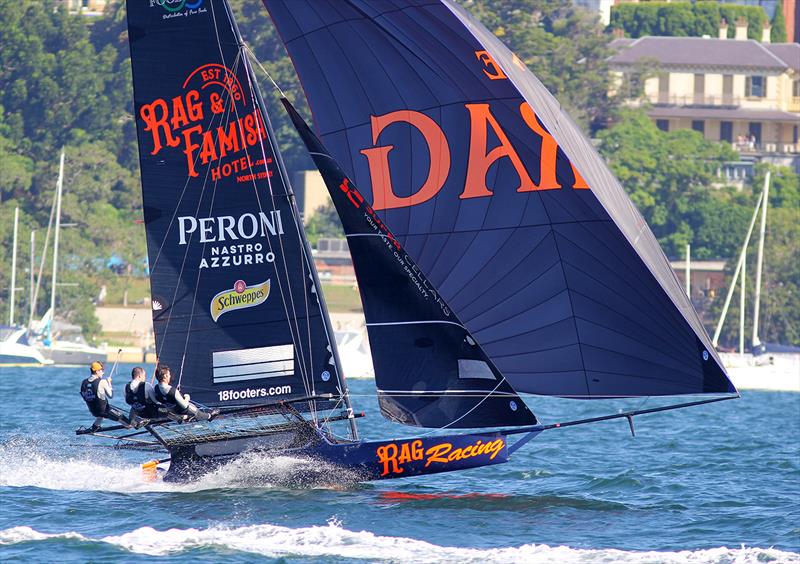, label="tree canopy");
[610,2,769,40]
